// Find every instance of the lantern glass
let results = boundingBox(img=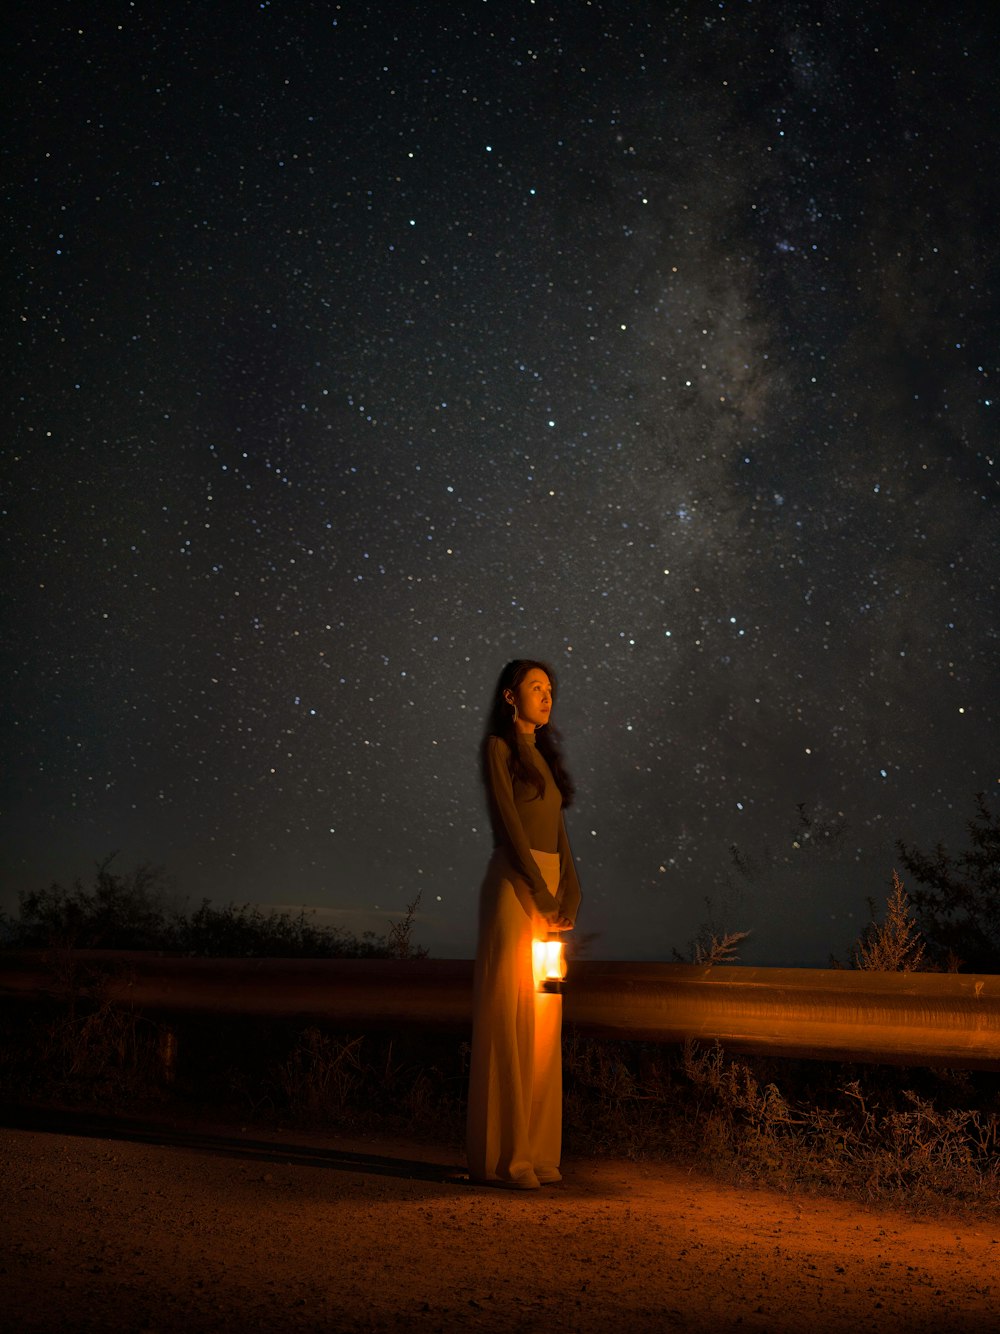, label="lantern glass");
[532,938,567,992]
